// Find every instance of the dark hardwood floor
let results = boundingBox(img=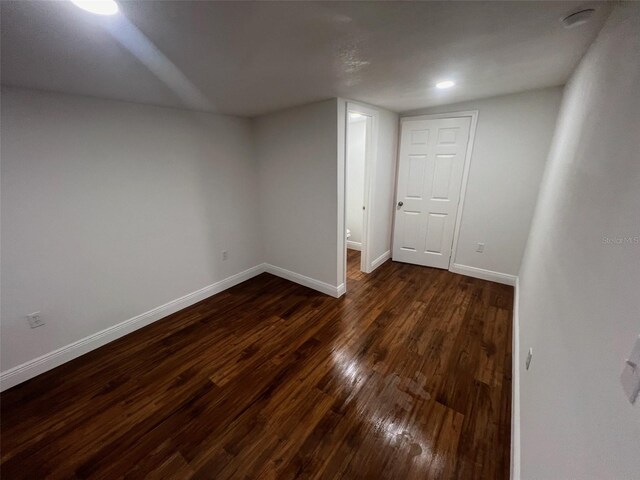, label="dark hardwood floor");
[1,250,513,479]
